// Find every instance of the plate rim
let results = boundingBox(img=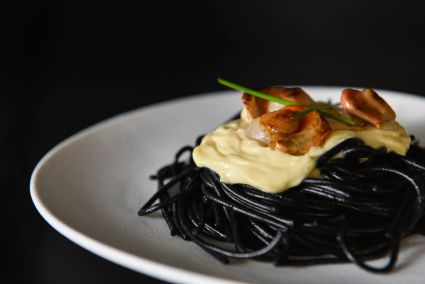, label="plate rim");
[30,91,246,284]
